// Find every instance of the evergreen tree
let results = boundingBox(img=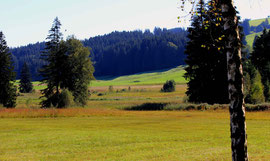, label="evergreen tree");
[63,37,95,106]
[184,0,228,104]
[39,17,66,108]
[19,62,33,93]
[250,29,270,101]
[0,31,17,108]
[242,19,251,35]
